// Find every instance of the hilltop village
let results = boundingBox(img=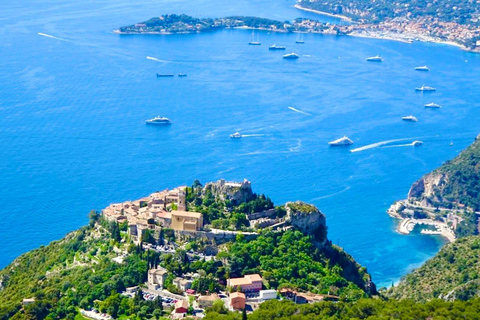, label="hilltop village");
[80,179,367,319]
